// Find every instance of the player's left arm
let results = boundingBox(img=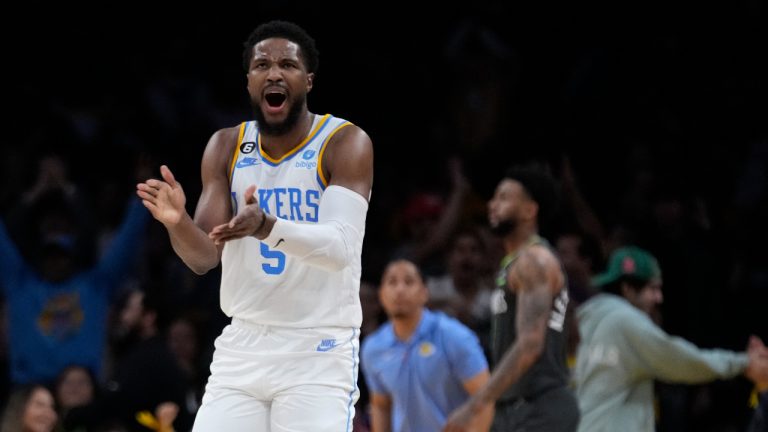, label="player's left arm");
[482,246,561,395]
[461,370,494,432]
[444,245,562,432]
[321,124,374,201]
